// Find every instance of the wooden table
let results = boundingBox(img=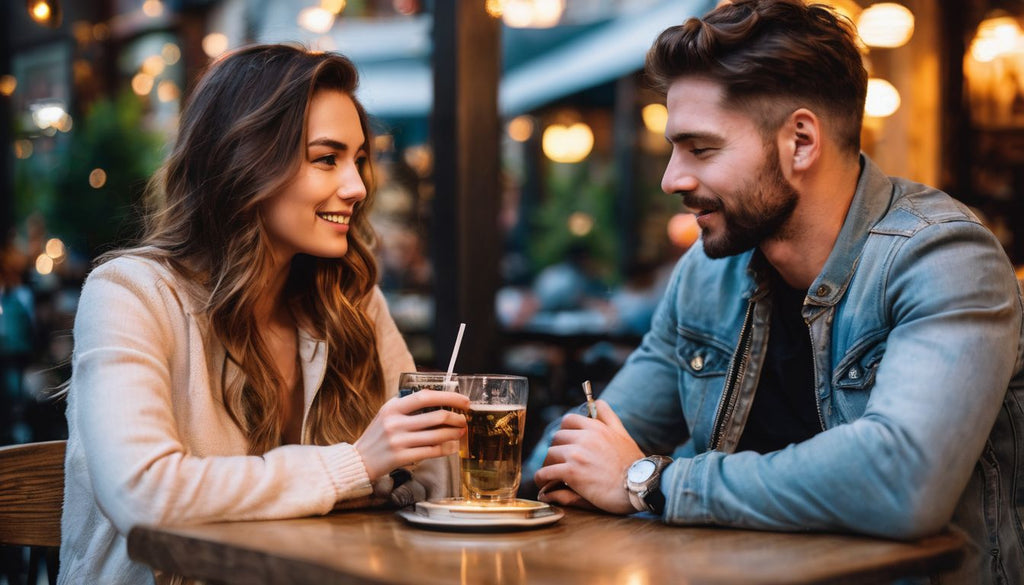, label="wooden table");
[127,507,965,585]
